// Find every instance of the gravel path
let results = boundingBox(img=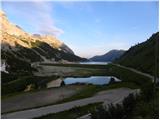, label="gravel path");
[2,88,139,119]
